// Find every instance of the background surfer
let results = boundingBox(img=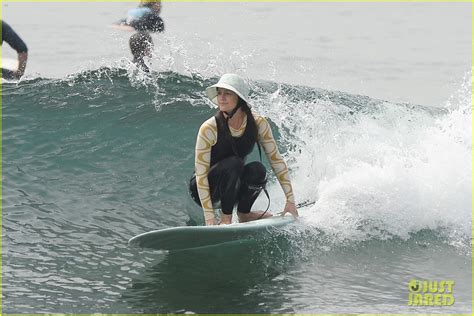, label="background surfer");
[113,0,164,69]
[1,20,28,80]
[114,0,164,33]
[189,74,299,226]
